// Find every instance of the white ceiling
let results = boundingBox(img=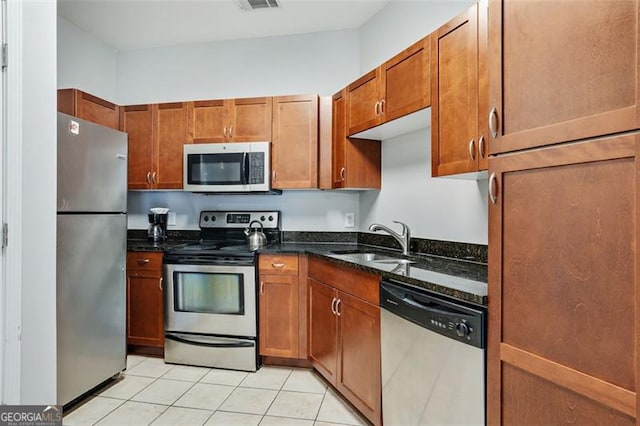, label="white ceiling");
[58,0,391,51]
